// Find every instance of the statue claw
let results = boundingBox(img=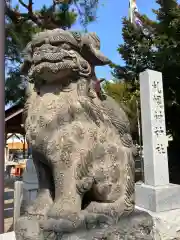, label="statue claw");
[39,218,77,233]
